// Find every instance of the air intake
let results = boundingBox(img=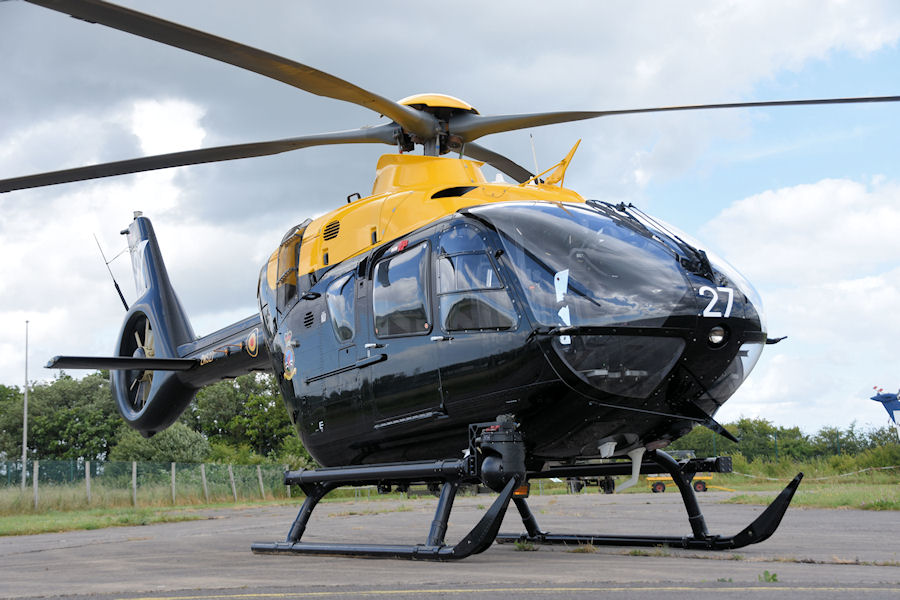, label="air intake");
[323,220,340,240]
